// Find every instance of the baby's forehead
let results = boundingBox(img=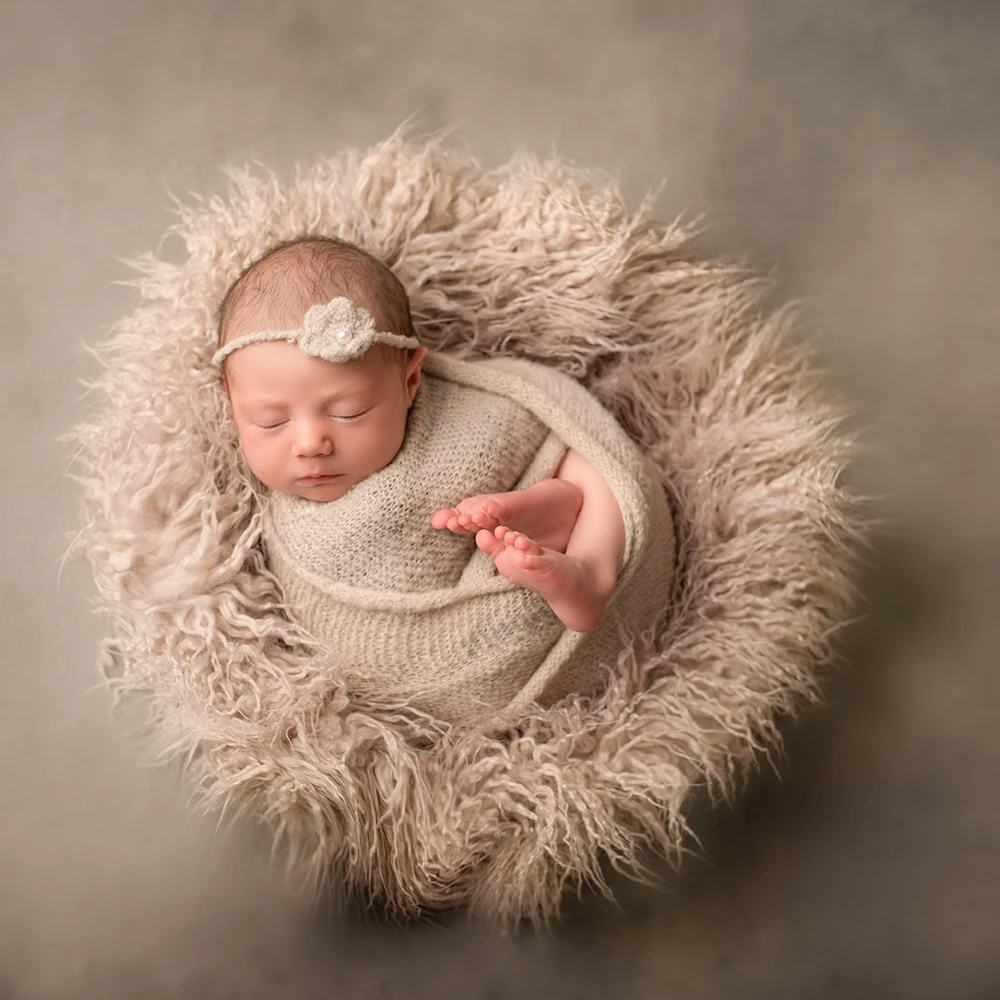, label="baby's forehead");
[227,342,398,400]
